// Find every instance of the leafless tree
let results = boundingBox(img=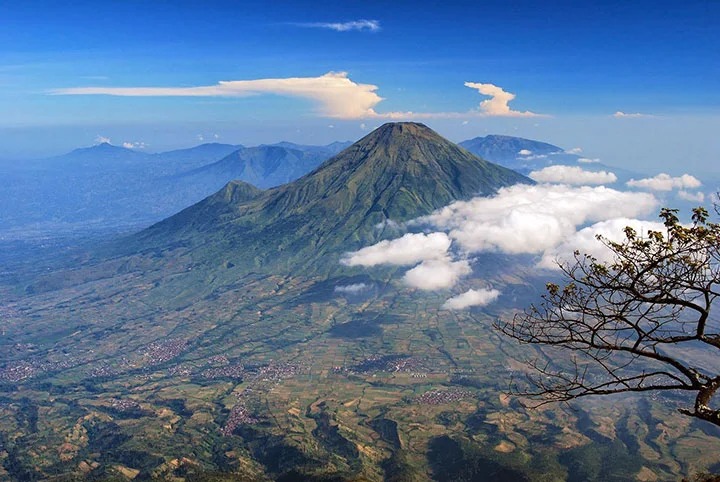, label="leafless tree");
[496,207,720,427]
